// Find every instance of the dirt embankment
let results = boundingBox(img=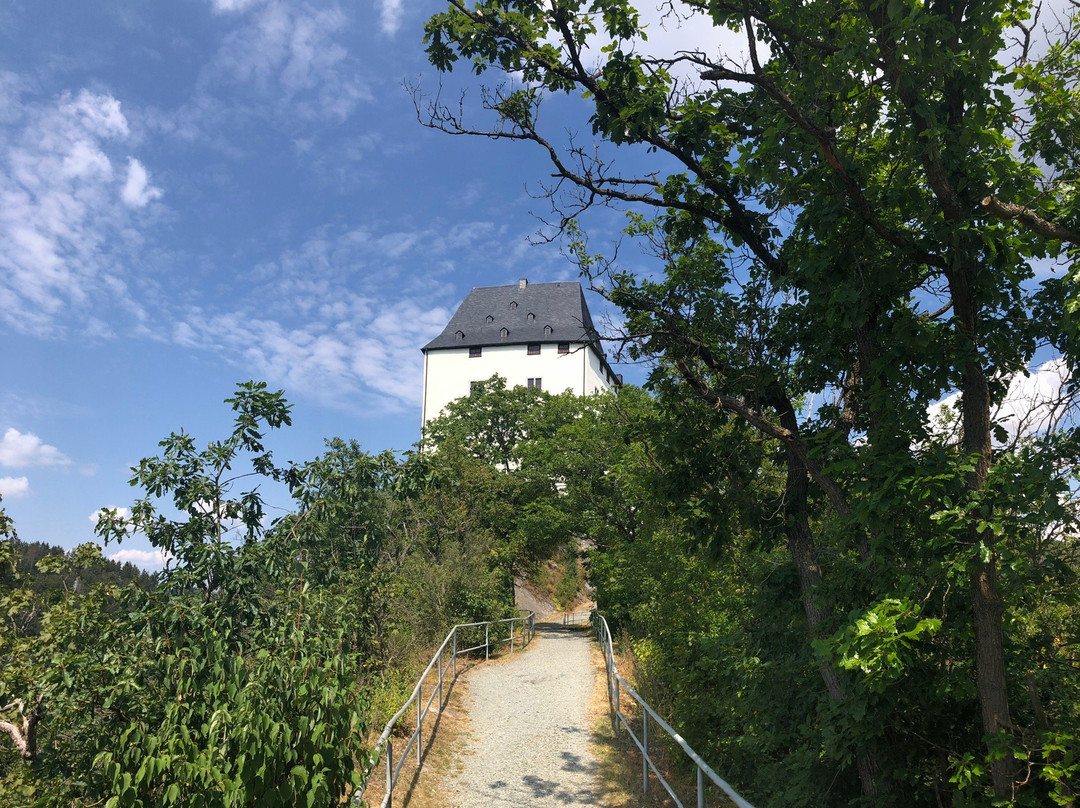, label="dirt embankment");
[514,578,558,620]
